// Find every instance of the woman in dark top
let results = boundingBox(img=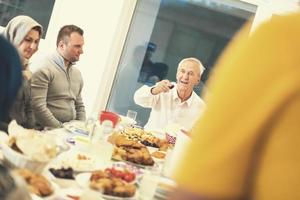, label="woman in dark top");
[0,36,22,131]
